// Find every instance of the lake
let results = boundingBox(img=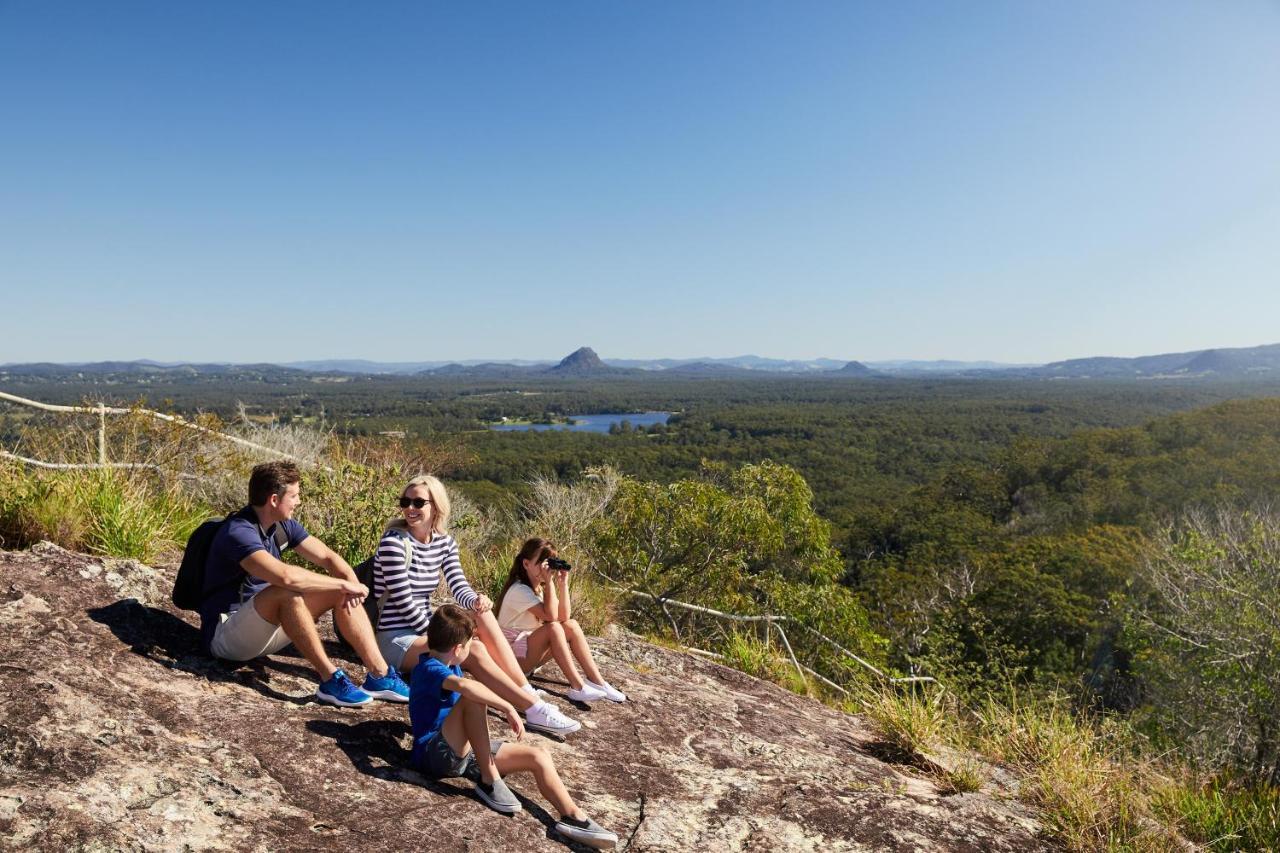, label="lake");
[489,412,672,433]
